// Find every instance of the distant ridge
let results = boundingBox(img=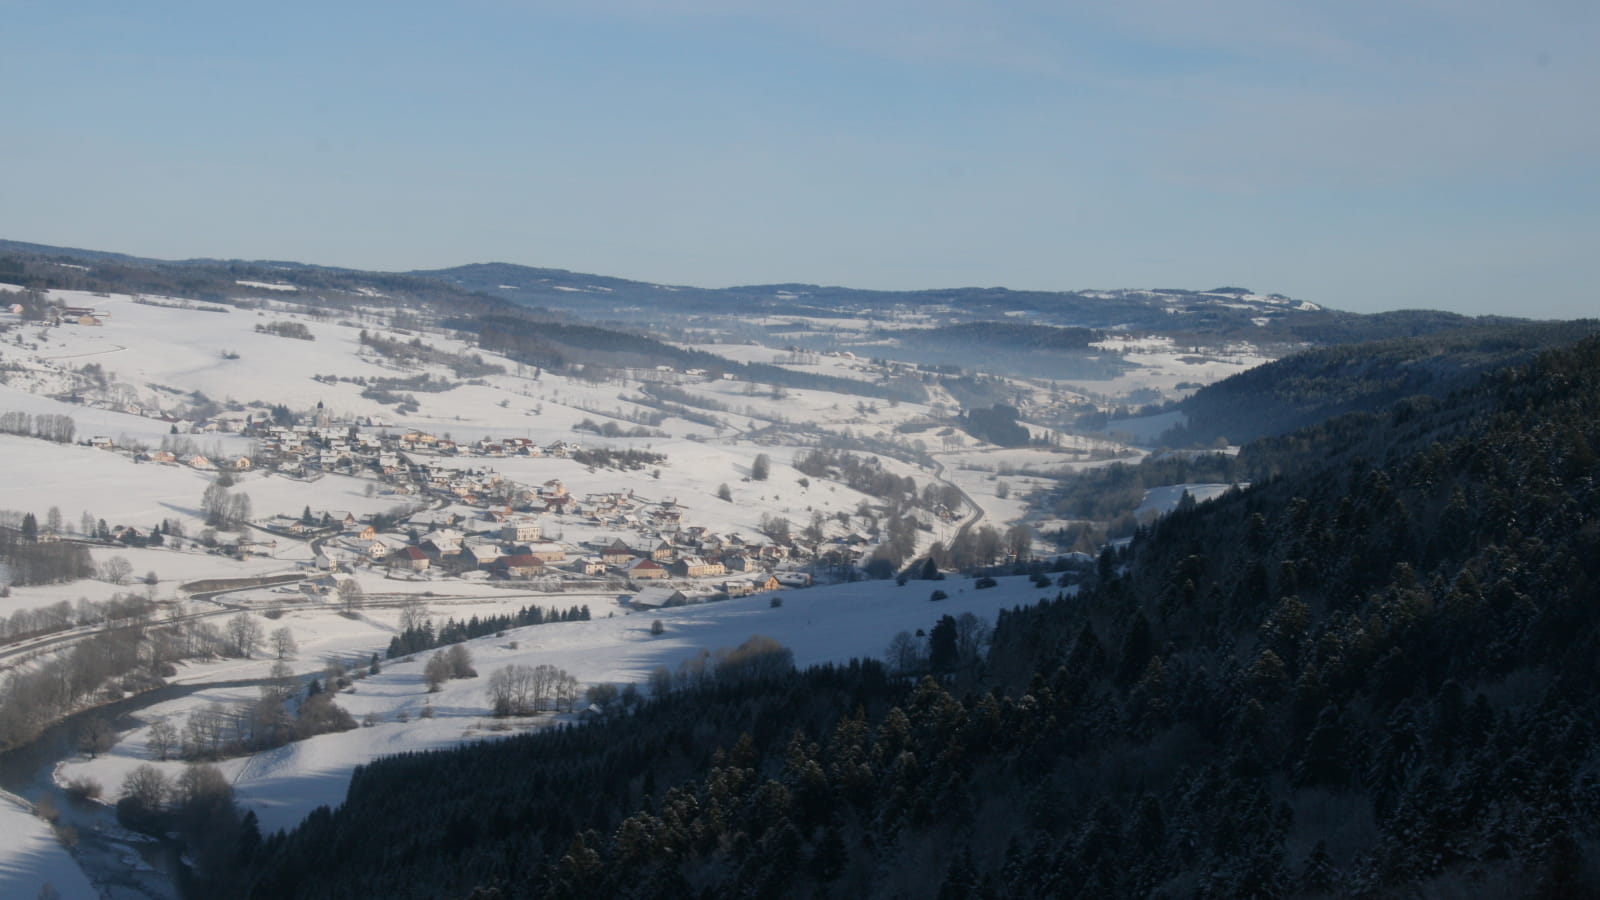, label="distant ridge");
[0,236,1529,345]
